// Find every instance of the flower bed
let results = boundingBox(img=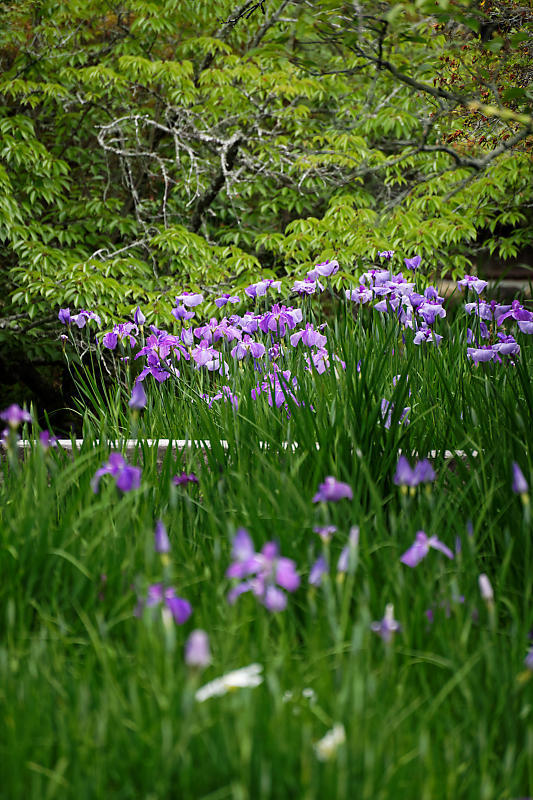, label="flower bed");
[1,253,532,799]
